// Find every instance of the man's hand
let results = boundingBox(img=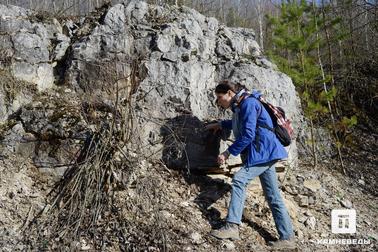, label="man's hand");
[204,122,221,133]
[217,150,230,165]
